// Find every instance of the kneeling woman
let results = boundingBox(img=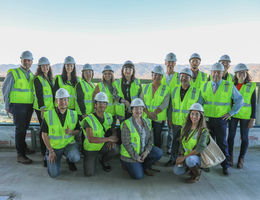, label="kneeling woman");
[120,98,163,180]
[174,103,209,183]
